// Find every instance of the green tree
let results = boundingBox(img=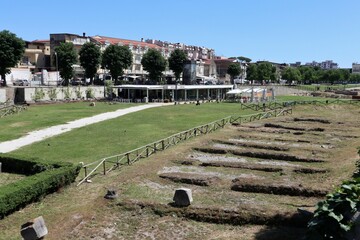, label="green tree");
[257,62,275,82]
[168,49,187,83]
[55,42,77,85]
[101,45,133,84]
[246,64,258,84]
[237,56,252,63]
[141,48,166,83]
[79,42,101,85]
[0,30,25,86]
[298,66,316,84]
[281,67,301,84]
[350,73,360,83]
[227,62,242,84]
